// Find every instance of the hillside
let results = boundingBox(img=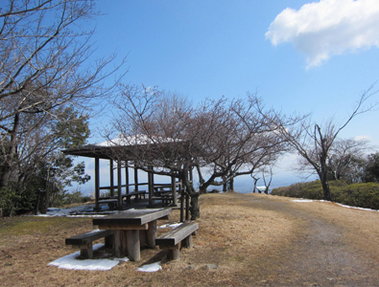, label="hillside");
[1,193,379,286]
